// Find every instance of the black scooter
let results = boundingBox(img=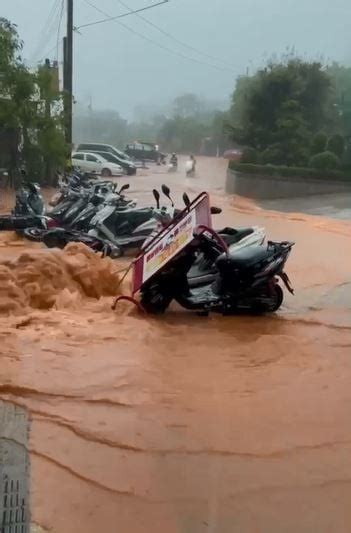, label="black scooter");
[140,225,294,315]
[0,180,45,231]
[23,181,127,241]
[33,184,135,249]
[159,187,266,289]
[0,171,98,232]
